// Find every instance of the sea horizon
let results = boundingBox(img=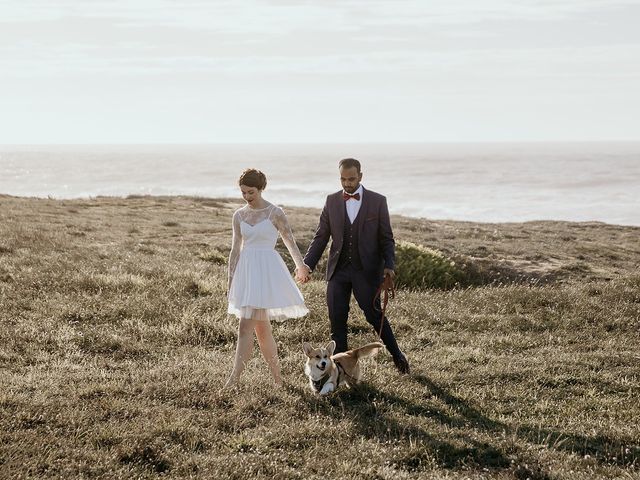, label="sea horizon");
[1,141,639,226]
